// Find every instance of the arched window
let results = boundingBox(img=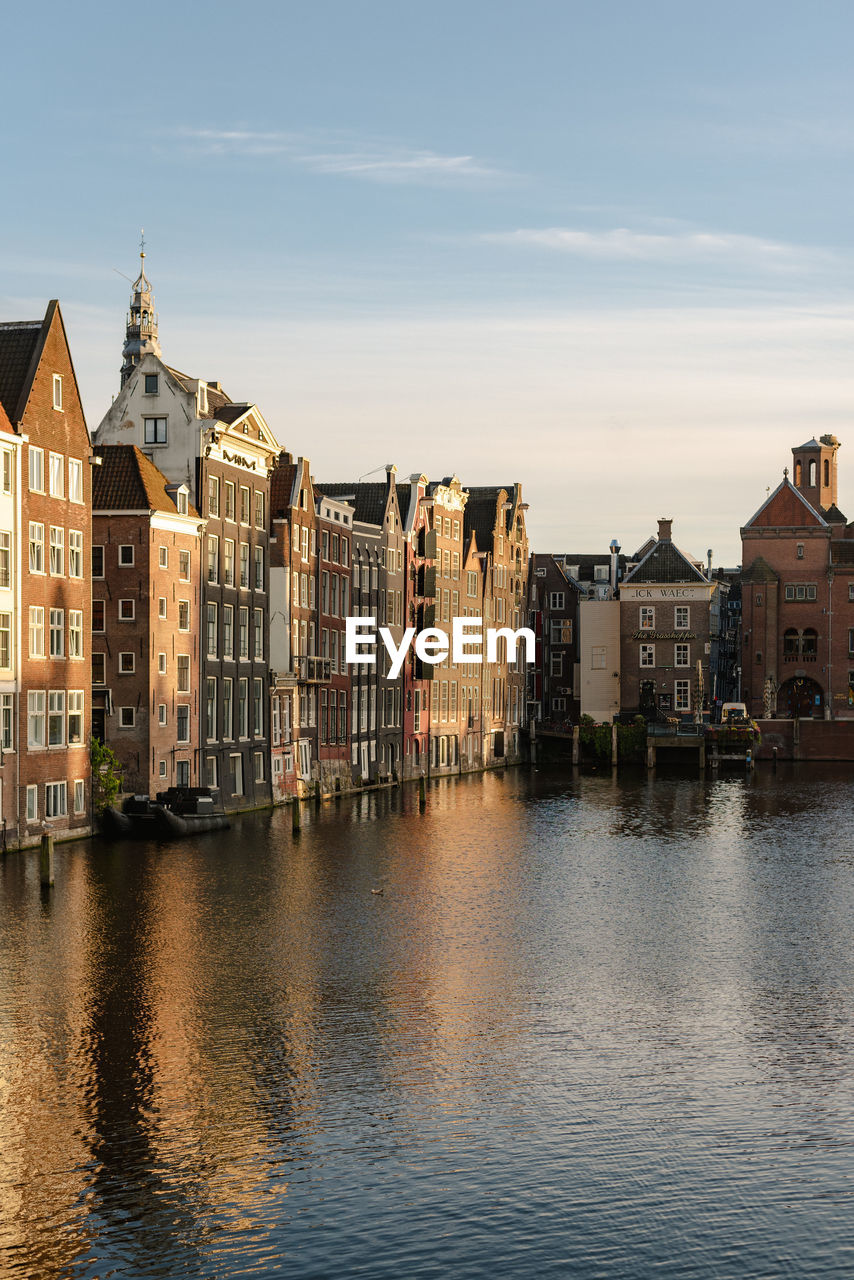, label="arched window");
[795,460,802,485]
[809,459,817,486]
[802,628,818,656]
[824,459,830,486]
[783,629,799,657]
